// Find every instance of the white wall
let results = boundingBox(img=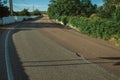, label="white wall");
[1,16,38,25]
[2,16,16,24]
